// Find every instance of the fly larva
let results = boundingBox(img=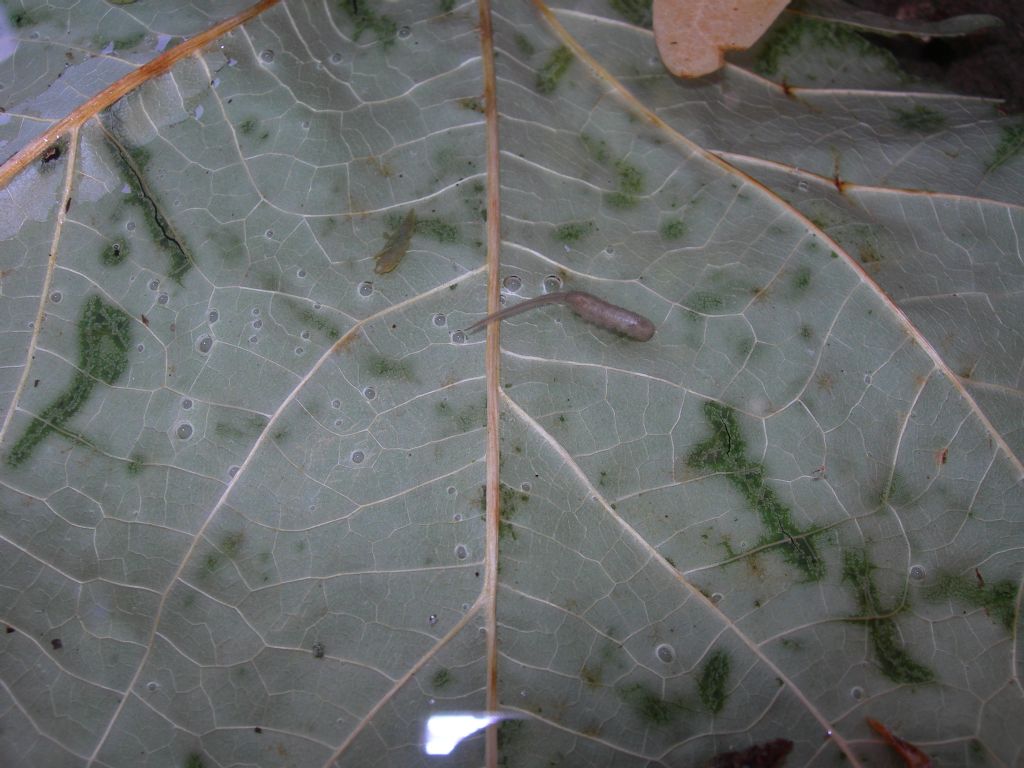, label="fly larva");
[464,290,655,341]
[372,209,416,274]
